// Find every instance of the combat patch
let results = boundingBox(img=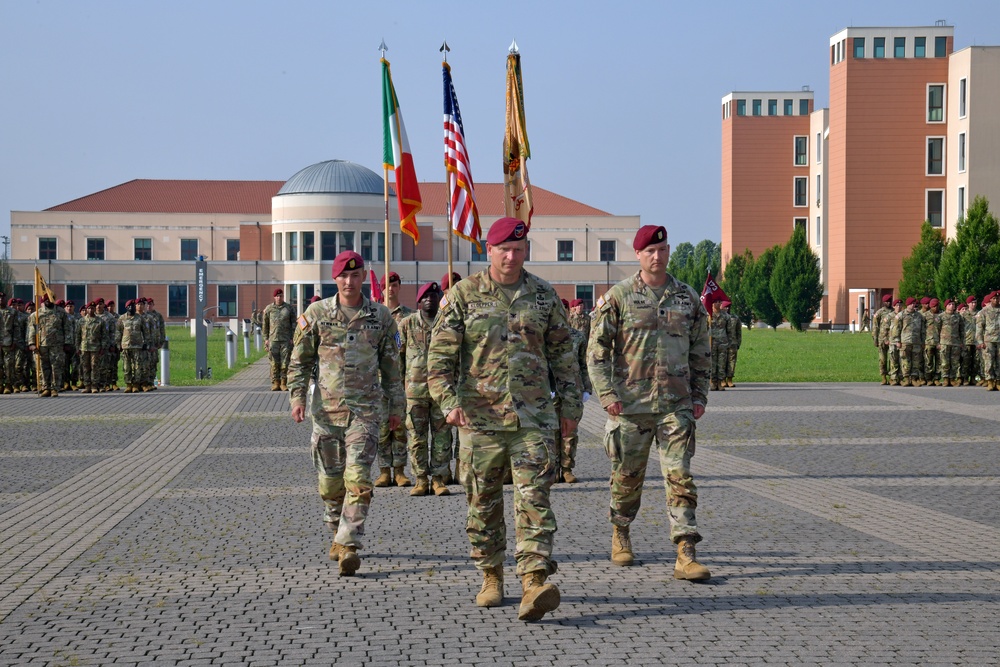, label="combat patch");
[297,314,310,331]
